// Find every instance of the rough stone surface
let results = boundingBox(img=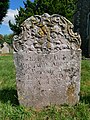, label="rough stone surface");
[14,13,81,108]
